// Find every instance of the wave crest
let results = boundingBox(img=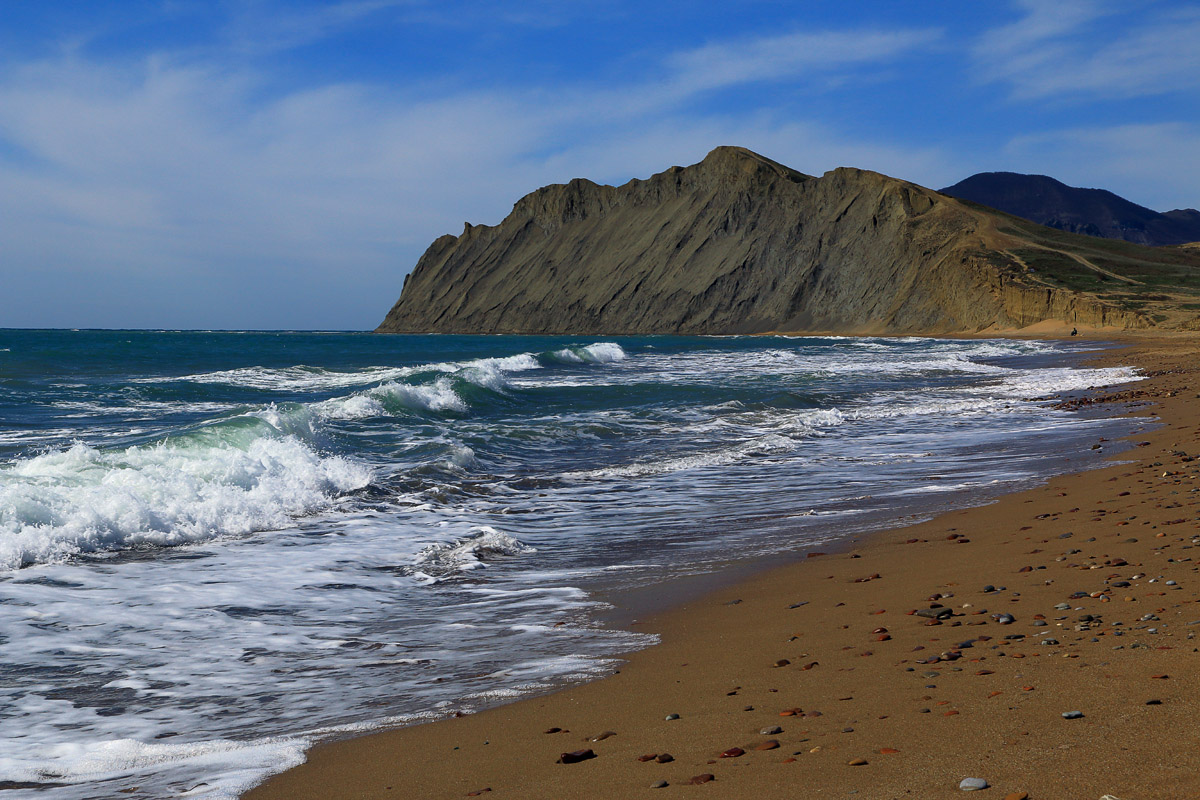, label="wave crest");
[0,431,371,570]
